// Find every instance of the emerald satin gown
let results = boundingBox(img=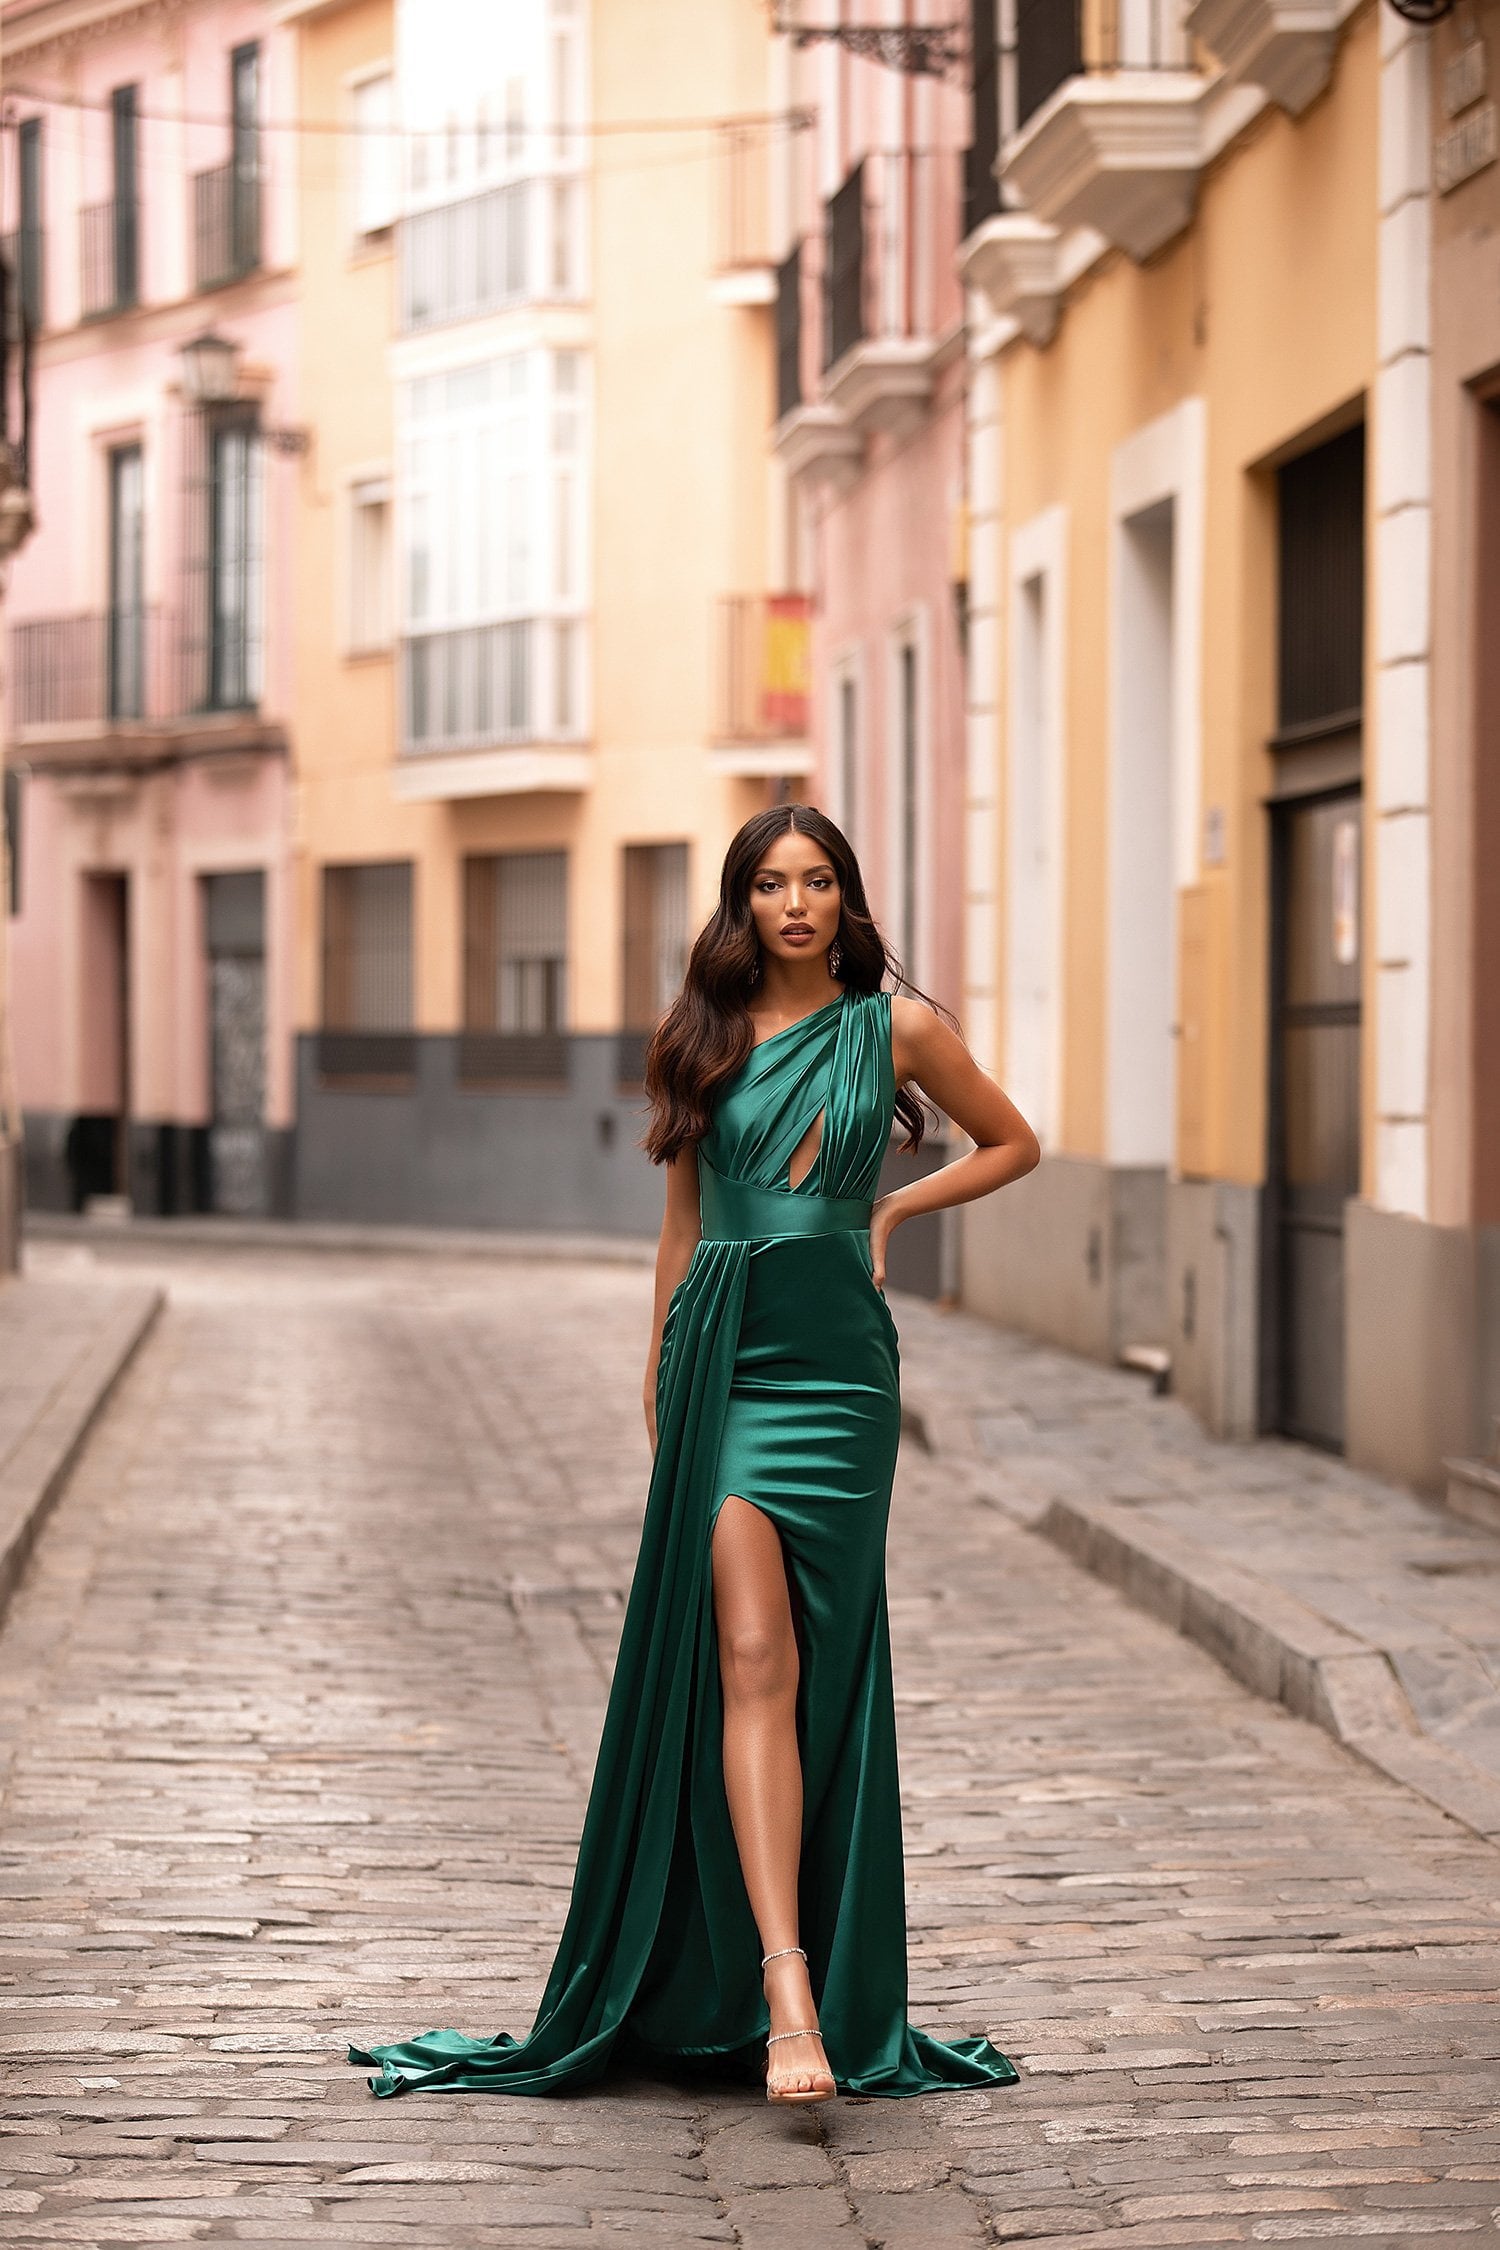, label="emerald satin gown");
[349,985,1019,2100]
